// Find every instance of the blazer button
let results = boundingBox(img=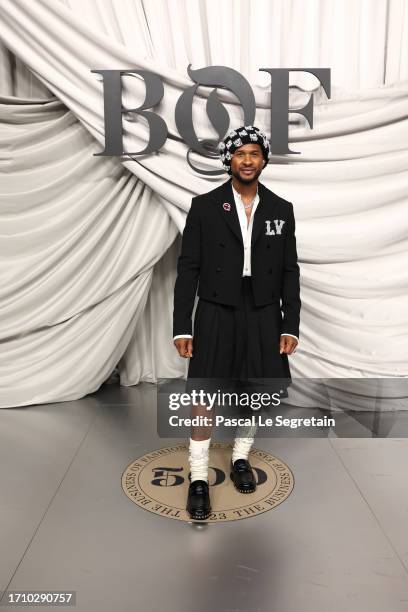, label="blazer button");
[267,244,271,249]
[219,242,225,247]
[268,268,273,273]
[216,267,221,272]
[213,291,218,297]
